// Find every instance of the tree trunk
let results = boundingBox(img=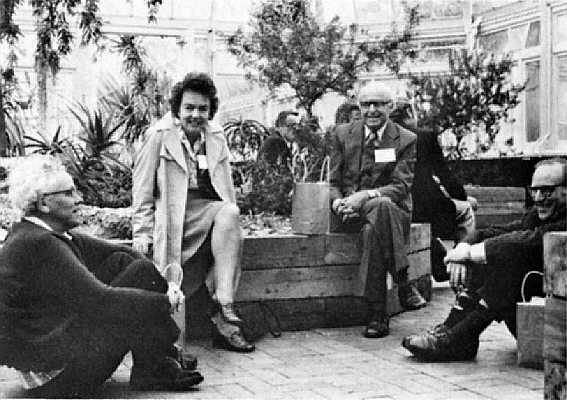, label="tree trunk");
[0,79,8,157]
[37,65,48,134]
